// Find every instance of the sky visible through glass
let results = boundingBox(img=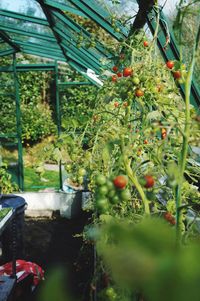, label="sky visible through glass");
[0,0,179,17]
